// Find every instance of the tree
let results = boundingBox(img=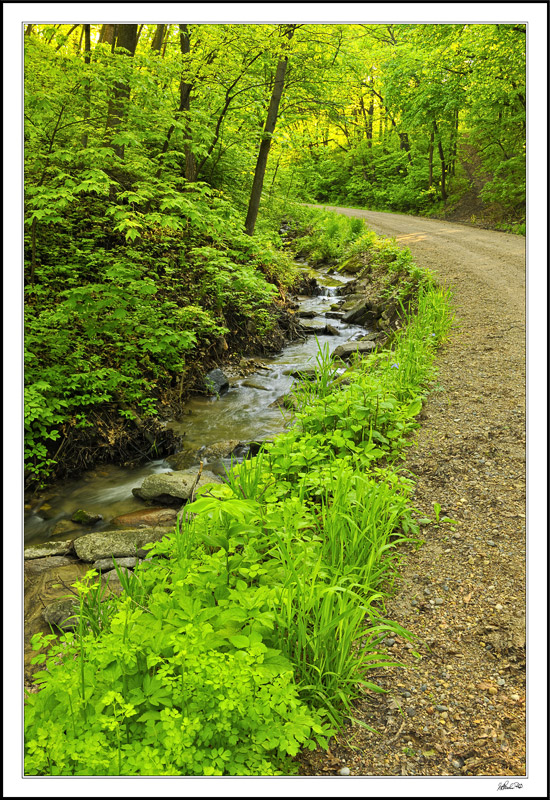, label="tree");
[245,25,296,235]
[106,24,139,159]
